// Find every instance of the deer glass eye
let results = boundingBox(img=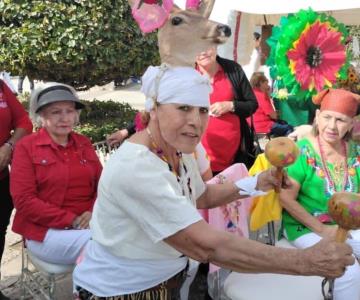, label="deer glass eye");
[171,16,183,26]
